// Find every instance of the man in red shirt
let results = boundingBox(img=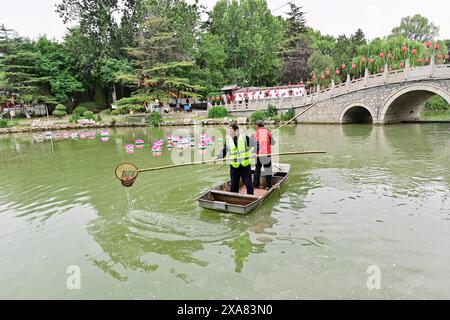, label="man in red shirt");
[253,120,275,190]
